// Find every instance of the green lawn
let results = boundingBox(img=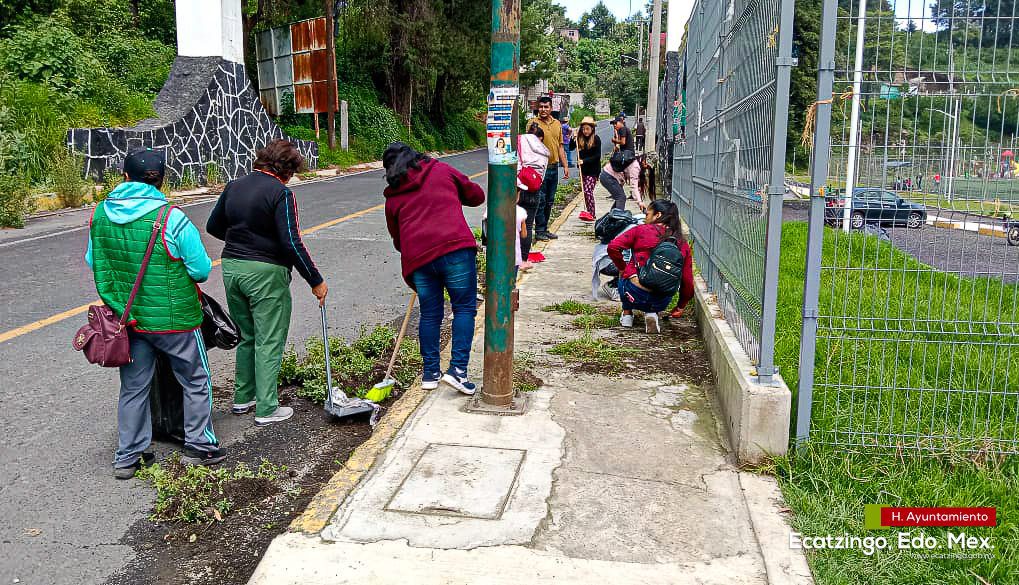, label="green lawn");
[769,222,1018,584]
